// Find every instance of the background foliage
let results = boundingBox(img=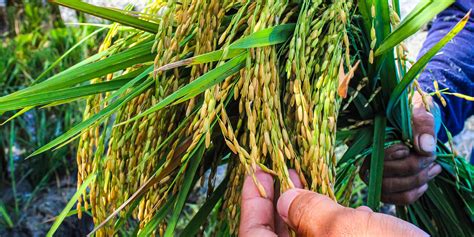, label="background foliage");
[0,0,101,234]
